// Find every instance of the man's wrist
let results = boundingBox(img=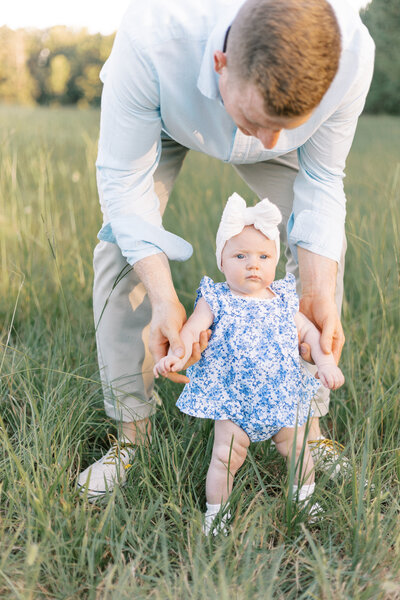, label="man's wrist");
[134,253,179,306]
[298,247,337,299]
[149,289,180,308]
